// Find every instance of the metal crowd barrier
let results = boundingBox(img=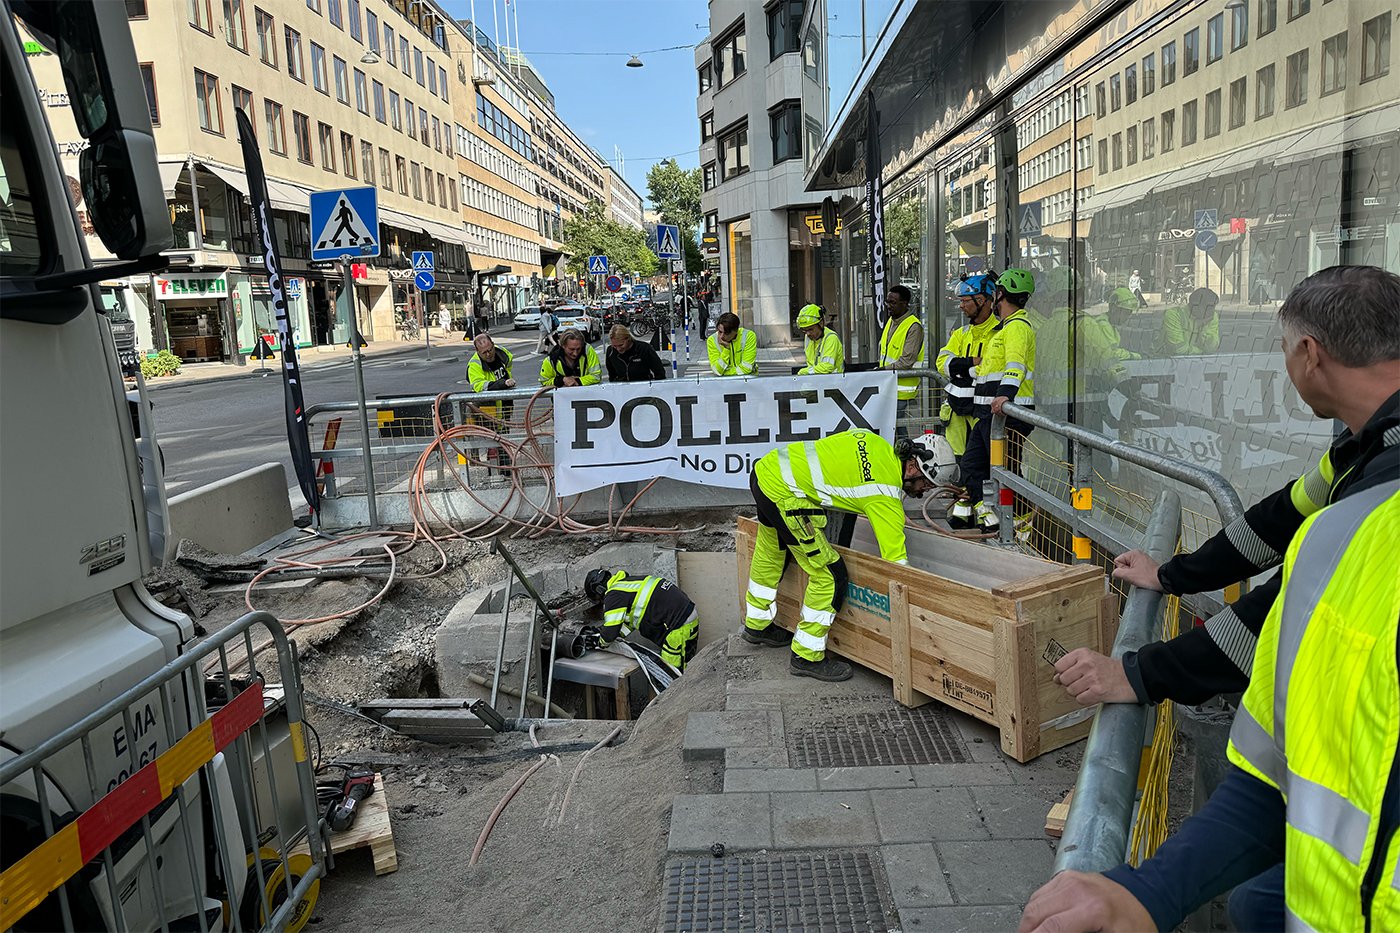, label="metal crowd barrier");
[0,612,325,932]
